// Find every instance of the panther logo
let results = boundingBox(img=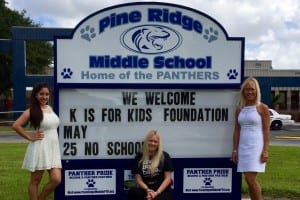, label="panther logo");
[132,26,170,52]
[121,25,182,54]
